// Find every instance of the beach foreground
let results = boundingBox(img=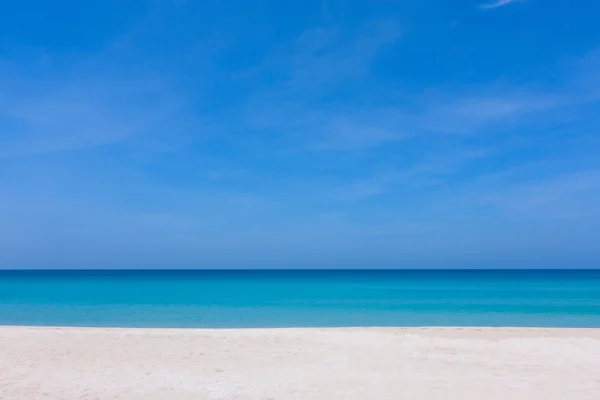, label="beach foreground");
[1,327,599,399]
